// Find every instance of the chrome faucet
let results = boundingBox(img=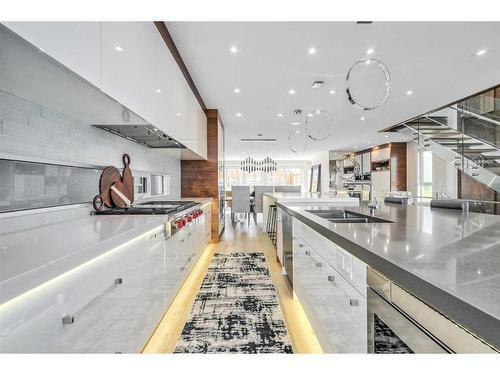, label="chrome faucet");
[342,180,378,209]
